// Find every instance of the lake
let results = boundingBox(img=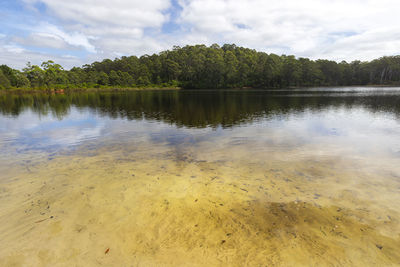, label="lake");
[0,88,399,266]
